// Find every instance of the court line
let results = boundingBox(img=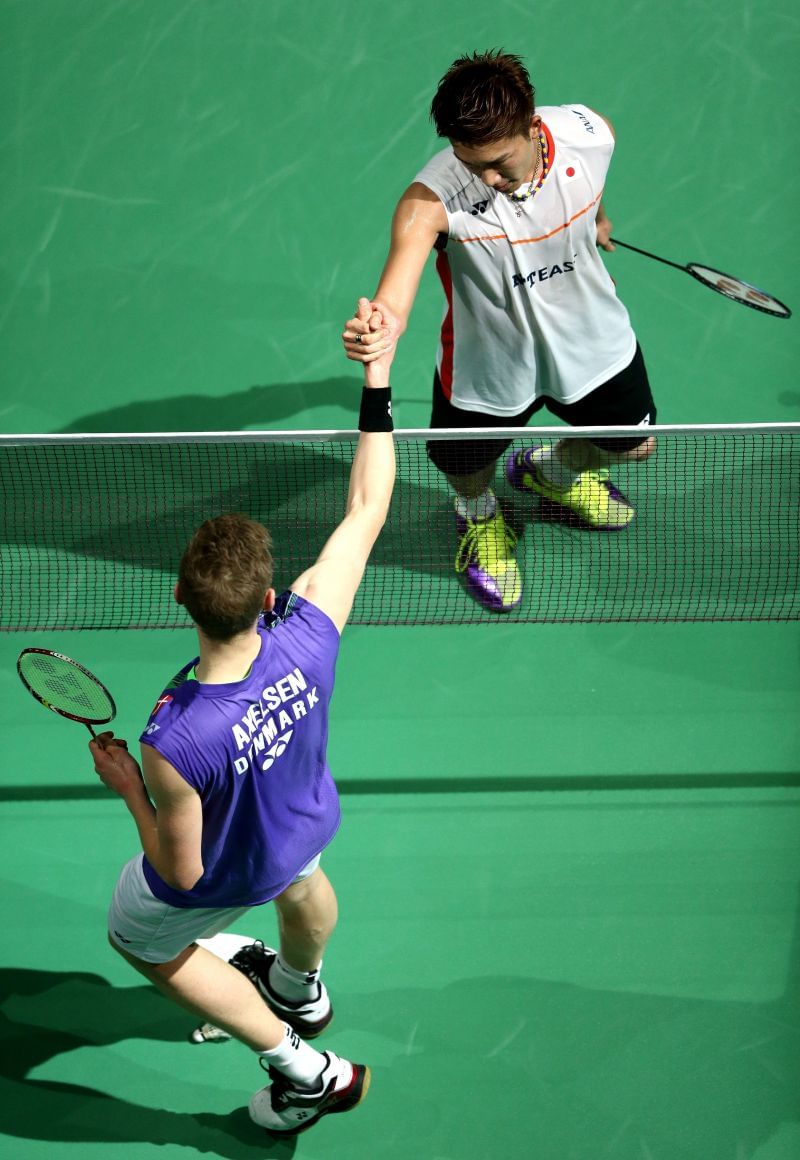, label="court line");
[2,771,799,802]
